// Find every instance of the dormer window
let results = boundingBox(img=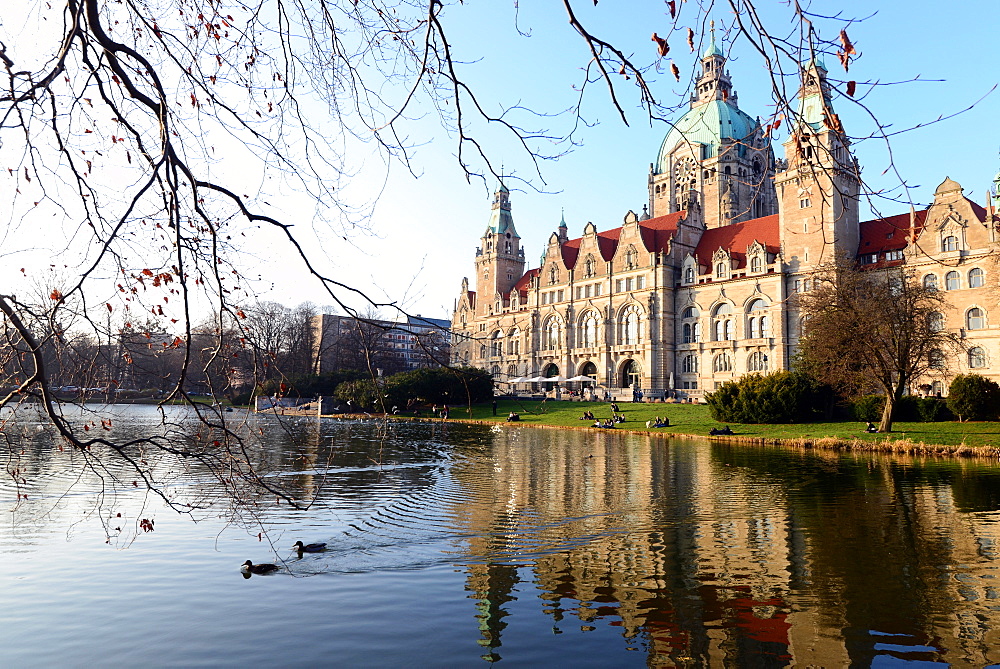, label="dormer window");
[684,267,695,284]
[942,235,959,252]
[715,262,727,278]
